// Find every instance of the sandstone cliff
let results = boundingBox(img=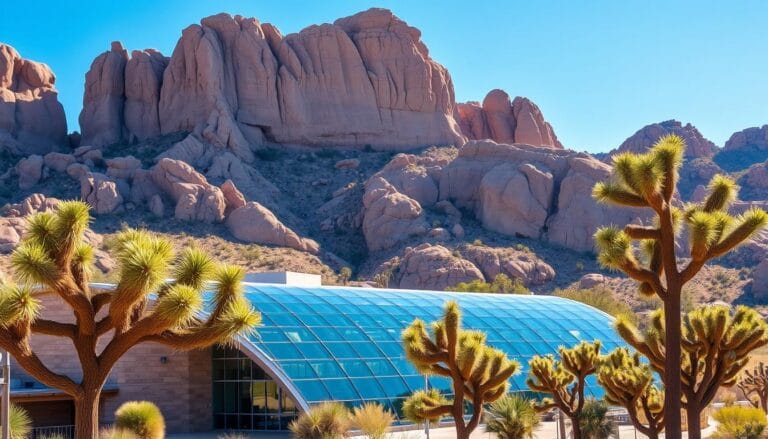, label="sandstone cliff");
[0,44,67,155]
[79,9,466,154]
